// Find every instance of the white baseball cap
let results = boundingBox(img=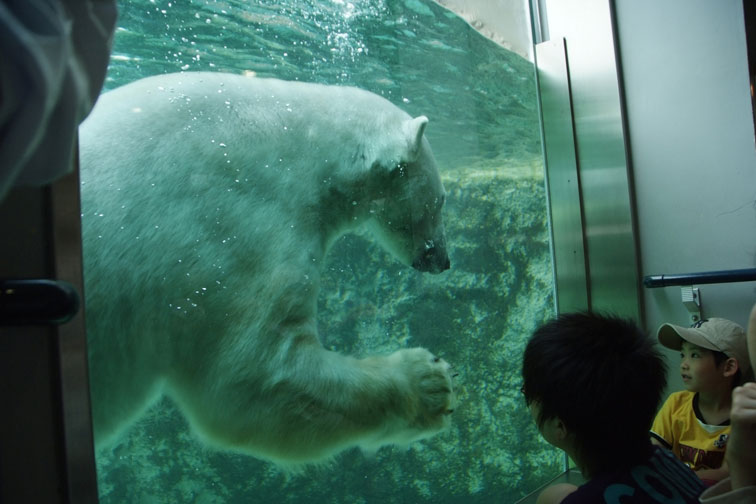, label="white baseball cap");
[657,318,751,380]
